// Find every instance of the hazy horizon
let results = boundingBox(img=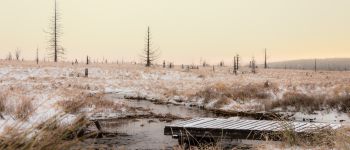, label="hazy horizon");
[1,0,350,64]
